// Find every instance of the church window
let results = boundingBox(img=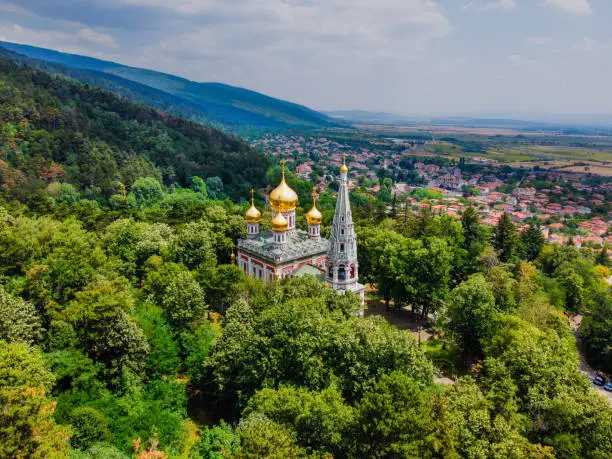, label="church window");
[341,228,345,235]
[338,266,346,281]
[340,243,345,252]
